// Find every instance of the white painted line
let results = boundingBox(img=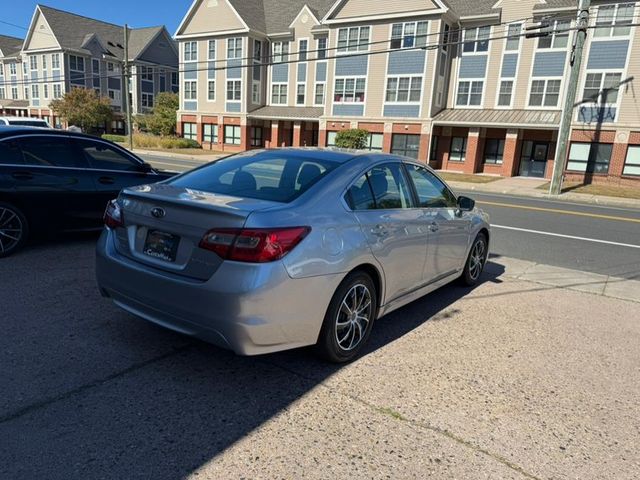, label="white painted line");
[492,224,640,250]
